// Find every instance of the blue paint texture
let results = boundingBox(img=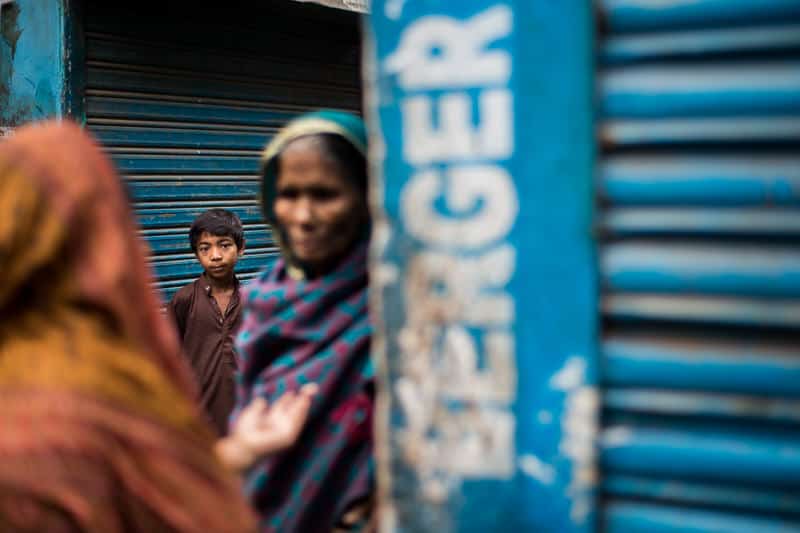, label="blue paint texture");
[603,335,800,398]
[604,501,800,533]
[366,2,596,531]
[602,0,800,32]
[0,0,65,125]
